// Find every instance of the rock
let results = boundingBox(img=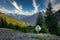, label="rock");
[0,28,60,40]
